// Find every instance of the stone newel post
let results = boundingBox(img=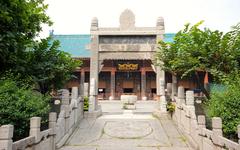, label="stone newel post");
[71,87,78,100]
[186,91,194,106]
[30,117,41,142]
[198,115,206,150]
[177,86,185,104]
[60,89,70,133]
[49,112,57,150]
[212,117,223,136]
[197,115,206,128]
[49,112,57,131]
[212,117,223,147]
[166,83,172,96]
[159,80,167,112]
[185,90,194,134]
[60,89,70,111]
[0,125,14,150]
[176,86,184,128]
